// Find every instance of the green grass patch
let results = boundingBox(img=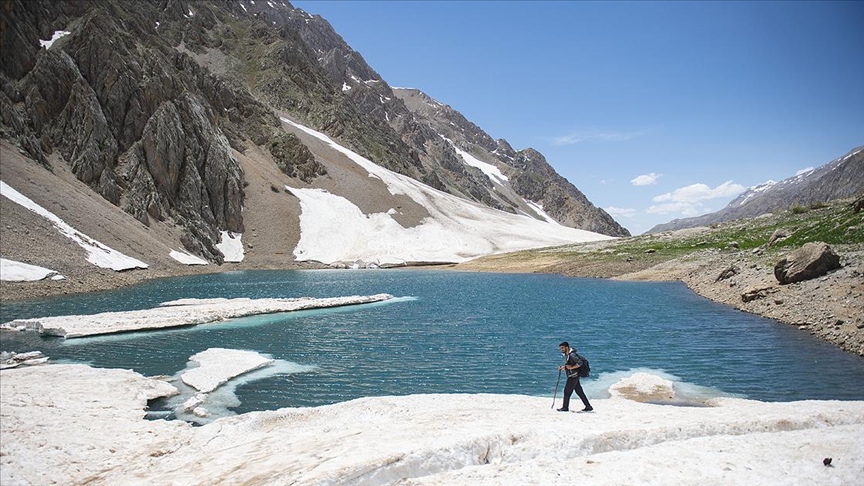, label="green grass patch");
[472,198,863,272]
